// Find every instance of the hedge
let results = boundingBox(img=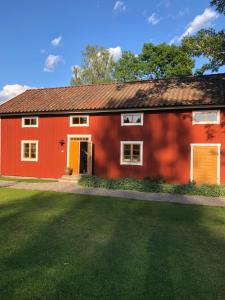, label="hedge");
[78,176,225,198]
